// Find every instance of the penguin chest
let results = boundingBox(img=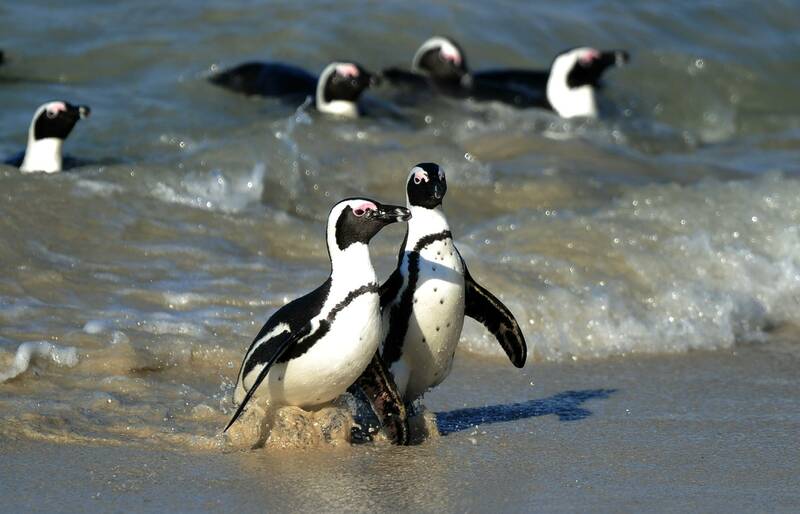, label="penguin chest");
[398,240,466,399]
[268,293,381,407]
